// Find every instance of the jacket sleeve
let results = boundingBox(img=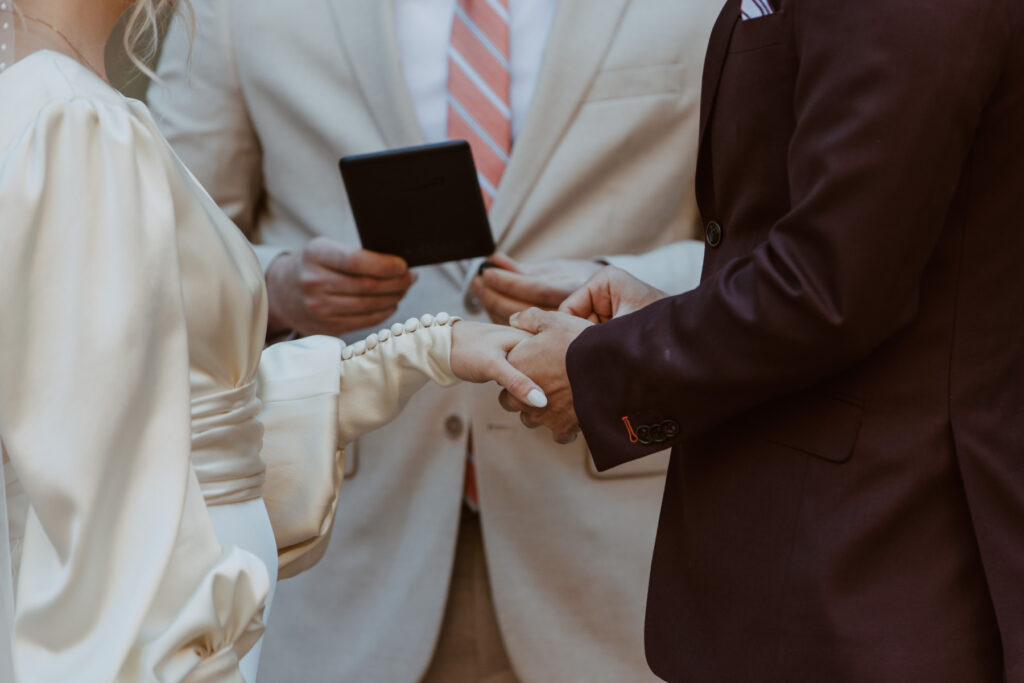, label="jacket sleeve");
[256,314,459,578]
[567,0,1004,471]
